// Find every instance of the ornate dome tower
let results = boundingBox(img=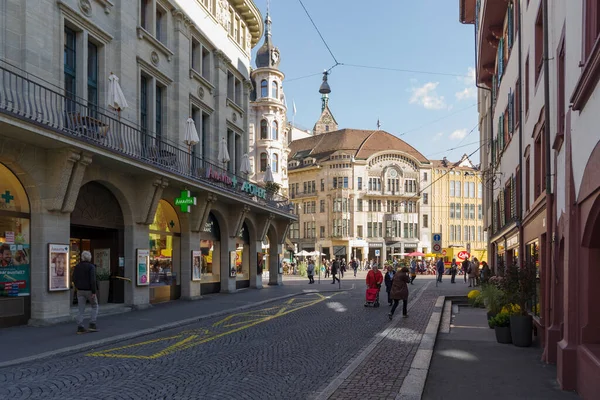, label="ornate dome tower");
[248,3,289,194]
